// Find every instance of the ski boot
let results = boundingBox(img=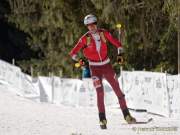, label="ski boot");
[125,114,136,124]
[122,108,136,124]
[99,119,107,129]
[99,113,107,129]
